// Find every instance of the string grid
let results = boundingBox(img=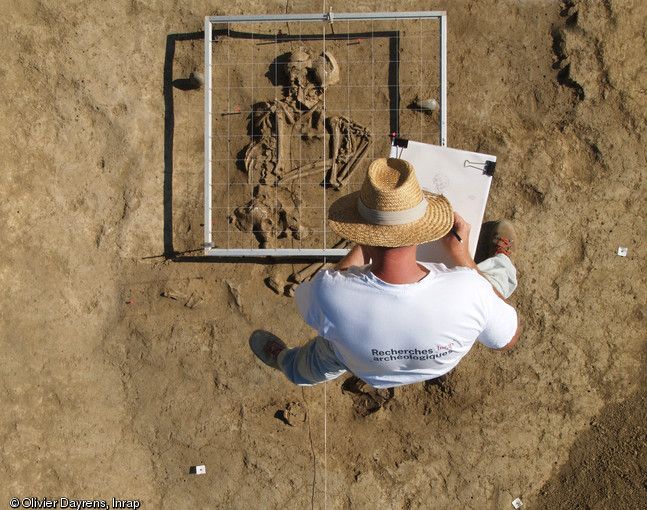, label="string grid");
[209,17,441,254]
[205,10,445,508]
